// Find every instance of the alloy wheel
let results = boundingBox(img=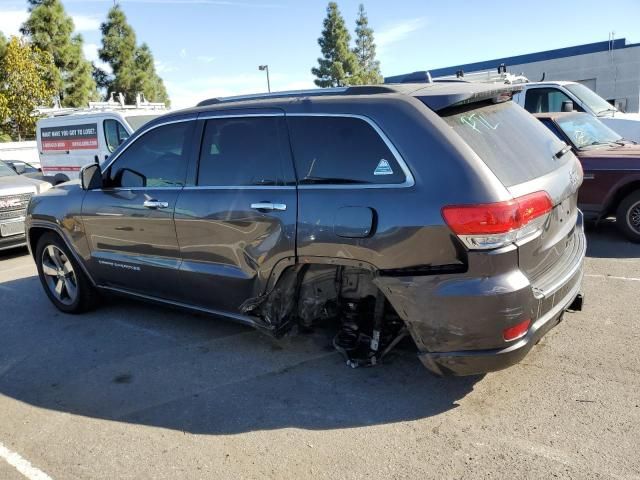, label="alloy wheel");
[628,201,640,234]
[41,245,78,306]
